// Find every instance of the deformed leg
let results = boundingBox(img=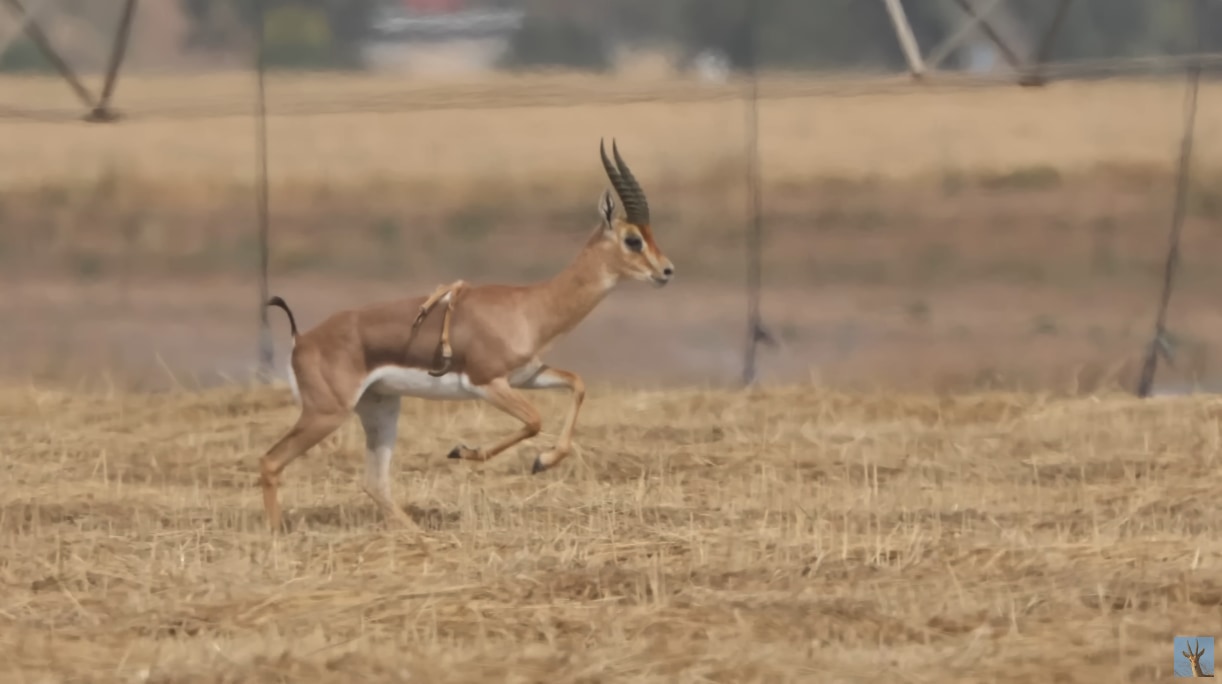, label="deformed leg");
[354,392,417,529]
[427,285,462,378]
[413,281,464,329]
[259,410,347,532]
[447,377,542,463]
[521,366,586,474]
[411,280,466,377]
